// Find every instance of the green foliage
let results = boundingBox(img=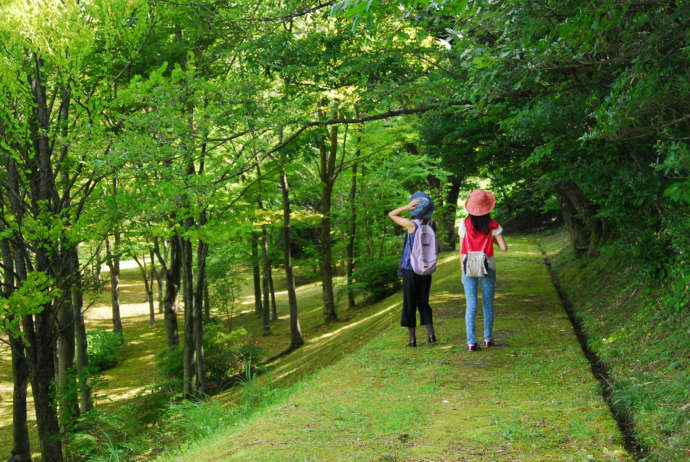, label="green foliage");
[87,329,125,373]
[0,271,54,337]
[155,322,263,394]
[351,255,401,303]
